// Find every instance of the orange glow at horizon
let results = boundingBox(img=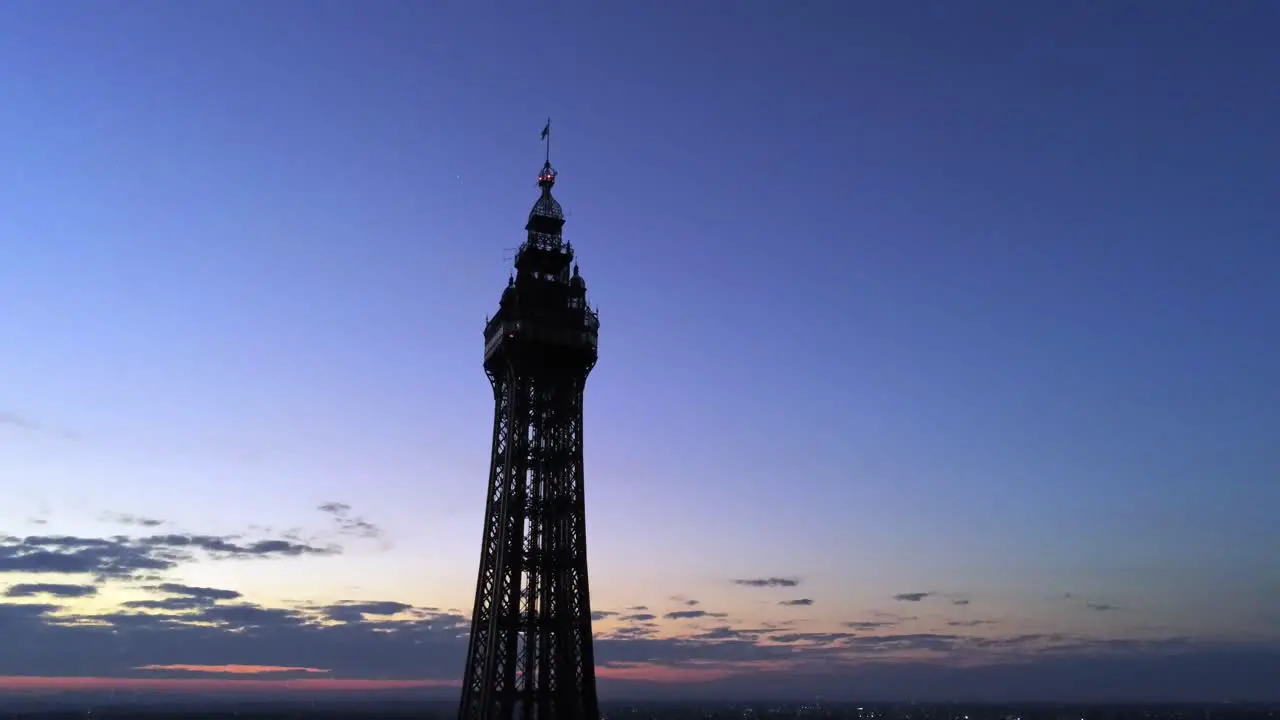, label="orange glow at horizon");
[596,659,799,683]
[596,663,736,683]
[0,676,458,693]
[0,662,770,693]
[135,664,330,675]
